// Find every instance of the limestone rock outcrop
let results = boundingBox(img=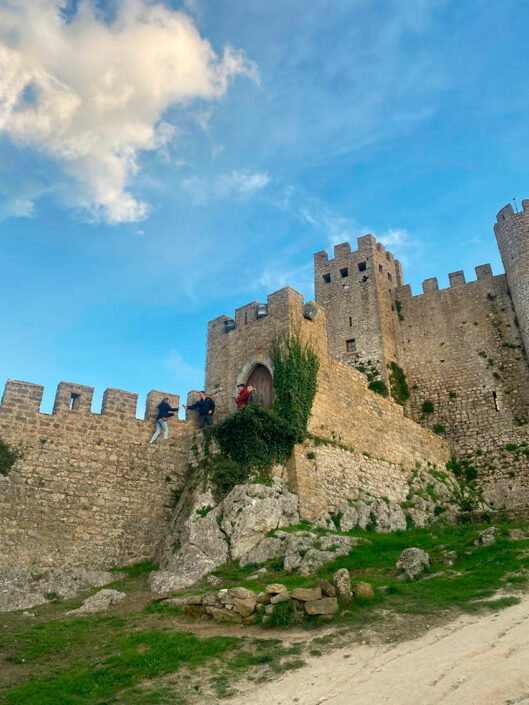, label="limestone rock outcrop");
[150,476,300,593]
